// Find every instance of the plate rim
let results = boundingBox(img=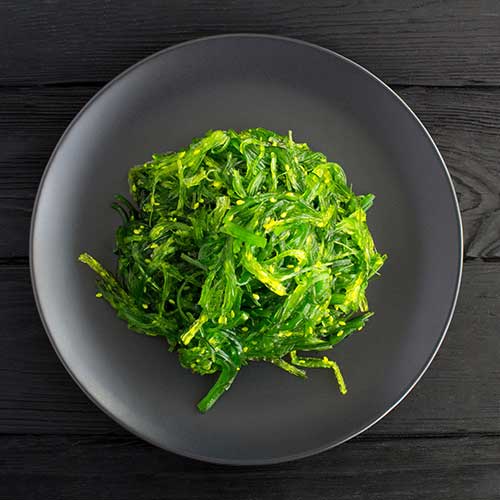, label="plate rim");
[30,33,464,465]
